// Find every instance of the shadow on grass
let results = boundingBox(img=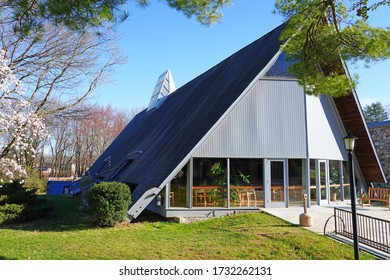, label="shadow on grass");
[1,195,168,232]
[0,256,17,260]
[0,195,95,232]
